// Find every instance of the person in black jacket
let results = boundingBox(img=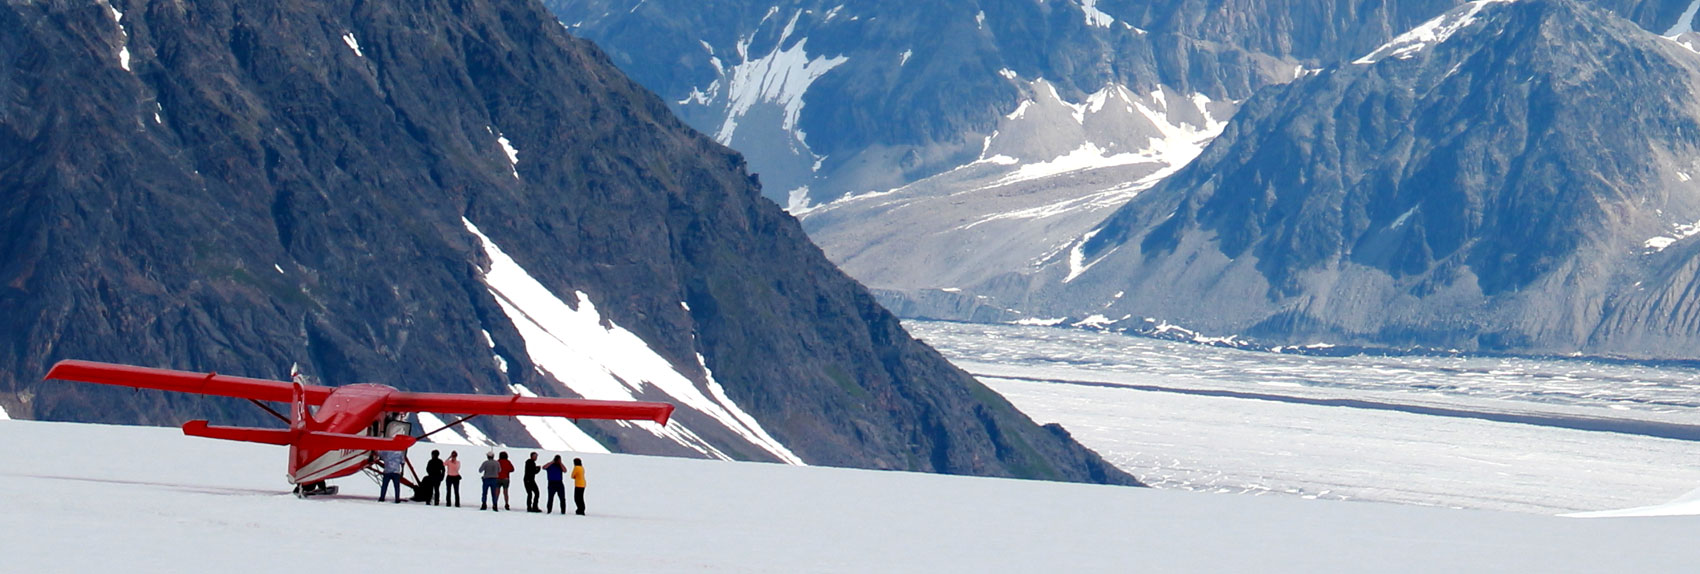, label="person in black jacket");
[424,450,446,506]
[524,452,542,513]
